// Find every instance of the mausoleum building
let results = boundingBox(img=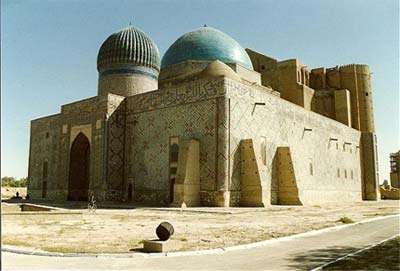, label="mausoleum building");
[28,25,380,206]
